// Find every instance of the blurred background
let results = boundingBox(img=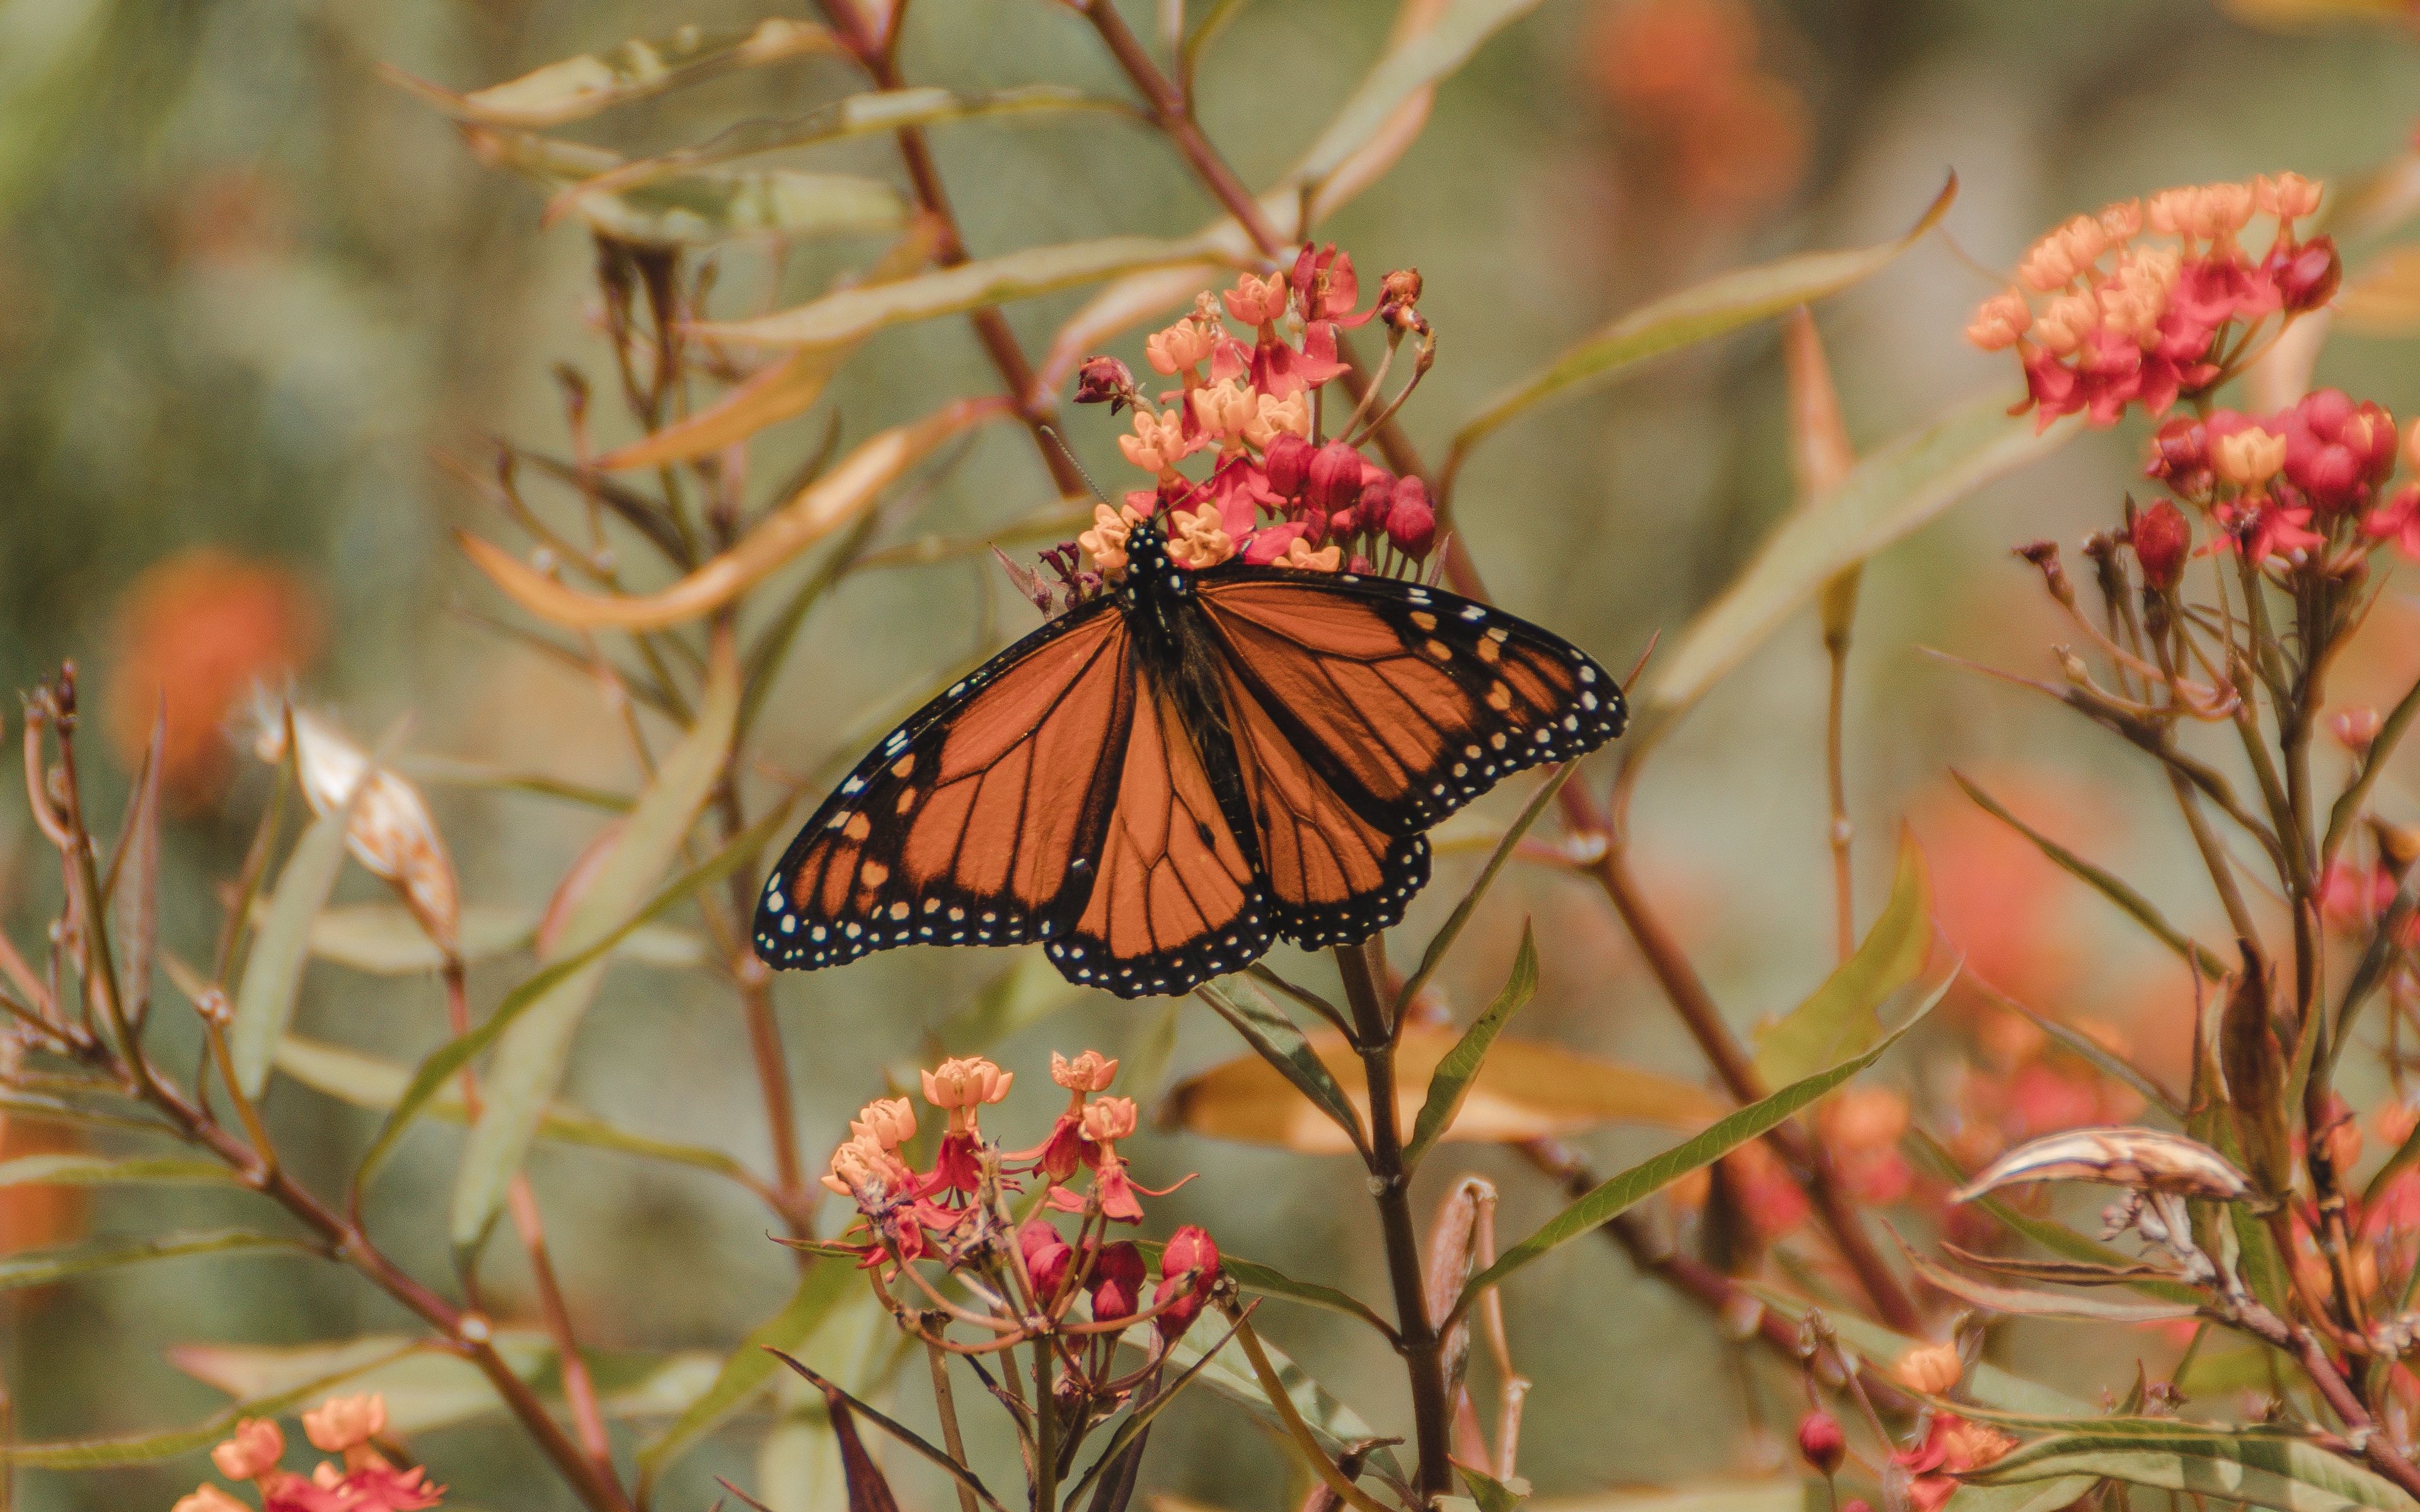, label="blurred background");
[4,0,2420,1508]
